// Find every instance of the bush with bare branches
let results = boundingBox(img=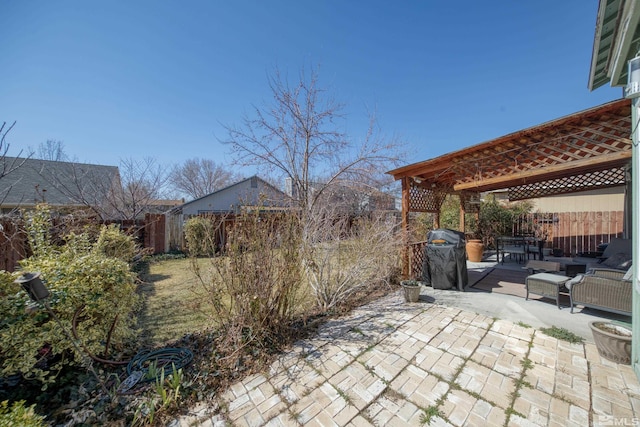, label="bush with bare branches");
[191,211,303,351]
[302,210,401,311]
